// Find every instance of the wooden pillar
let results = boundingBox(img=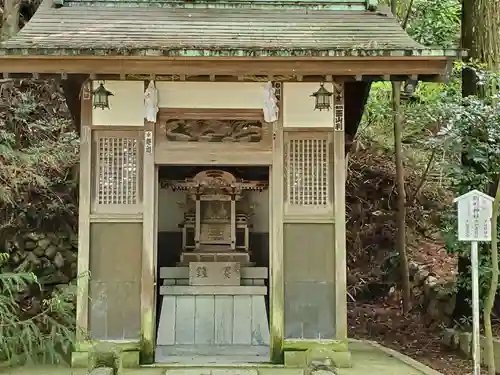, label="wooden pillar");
[270,81,284,362]
[141,119,156,362]
[76,80,92,343]
[195,199,201,250]
[333,82,347,341]
[230,199,236,250]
